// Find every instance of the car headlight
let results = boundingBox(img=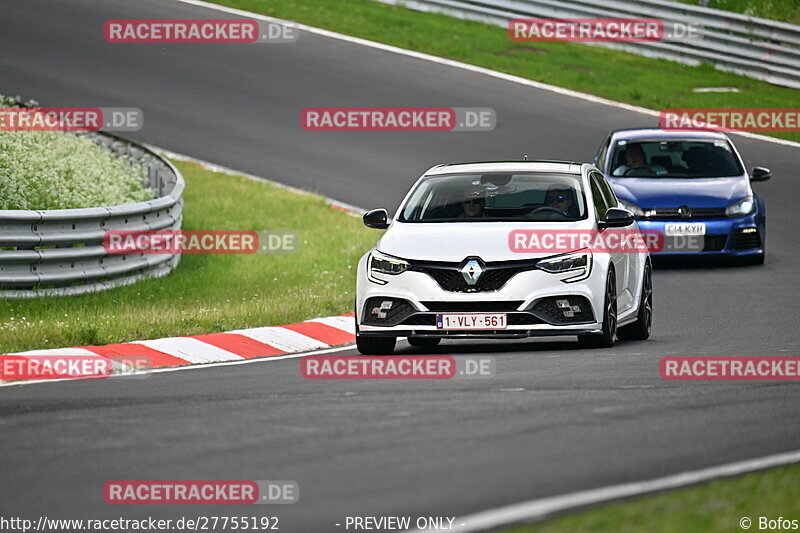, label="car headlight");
[367,250,409,284]
[537,250,593,283]
[726,196,755,217]
[616,199,644,217]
